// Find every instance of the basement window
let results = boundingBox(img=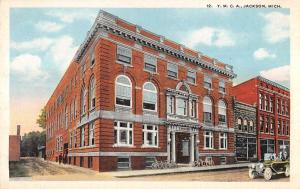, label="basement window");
[220,157,226,165]
[117,157,131,169]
